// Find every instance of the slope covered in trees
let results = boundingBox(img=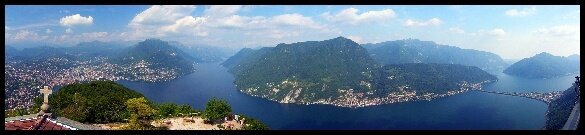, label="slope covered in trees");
[504,52,580,78]
[224,37,497,106]
[362,39,507,72]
